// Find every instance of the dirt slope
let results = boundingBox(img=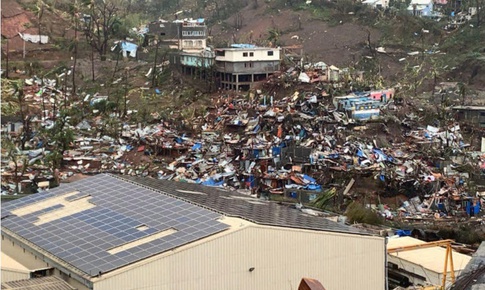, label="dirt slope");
[210,4,381,67]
